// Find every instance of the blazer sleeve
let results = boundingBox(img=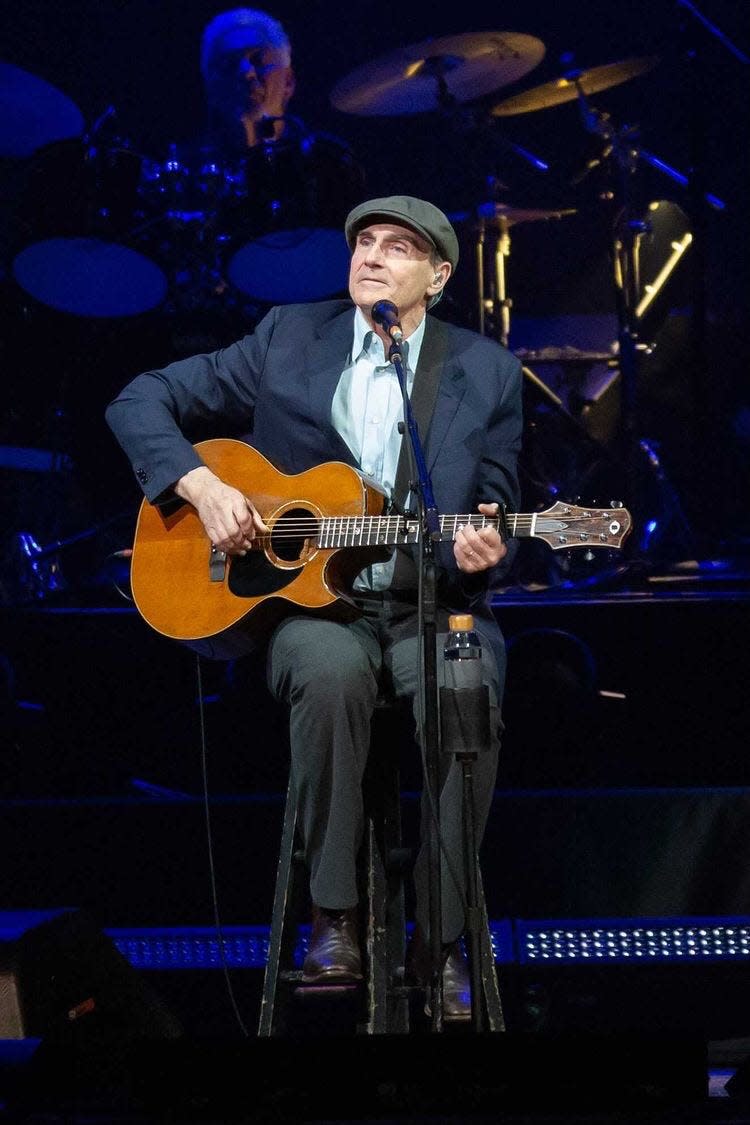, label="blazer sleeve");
[105,307,280,502]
